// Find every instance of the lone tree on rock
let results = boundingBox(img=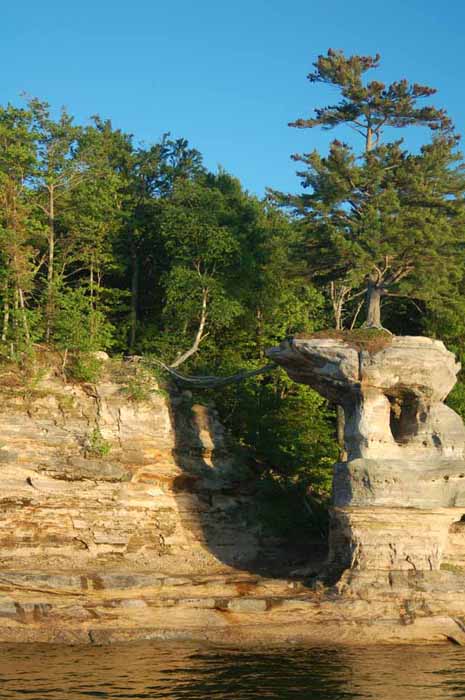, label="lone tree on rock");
[279,49,465,329]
